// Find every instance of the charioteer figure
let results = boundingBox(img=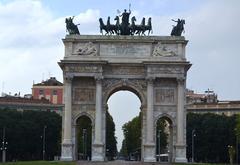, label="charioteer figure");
[120,9,131,35]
